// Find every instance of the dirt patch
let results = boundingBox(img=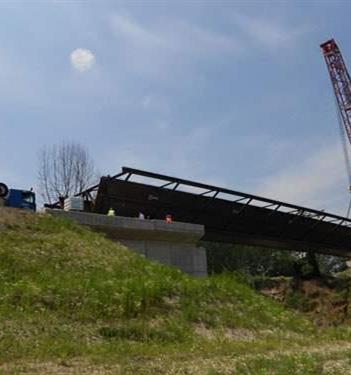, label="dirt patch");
[257,277,351,326]
[322,359,351,374]
[194,324,256,341]
[195,323,215,339]
[0,360,121,374]
[223,328,256,341]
